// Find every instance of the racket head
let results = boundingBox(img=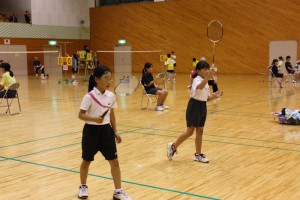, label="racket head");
[156,72,167,79]
[207,20,223,42]
[114,77,139,96]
